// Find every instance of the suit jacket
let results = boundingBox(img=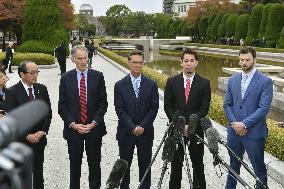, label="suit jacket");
[114,74,159,142]
[5,46,13,60]
[5,81,52,144]
[164,73,211,136]
[54,45,67,61]
[58,69,108,140]
[223,70,273,139]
